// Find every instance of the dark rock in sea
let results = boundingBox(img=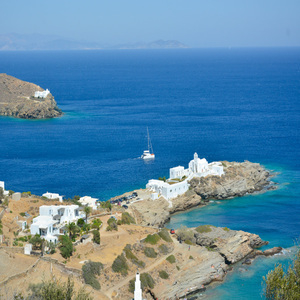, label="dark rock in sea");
[263,247,283,256]
[0,73,63,119]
